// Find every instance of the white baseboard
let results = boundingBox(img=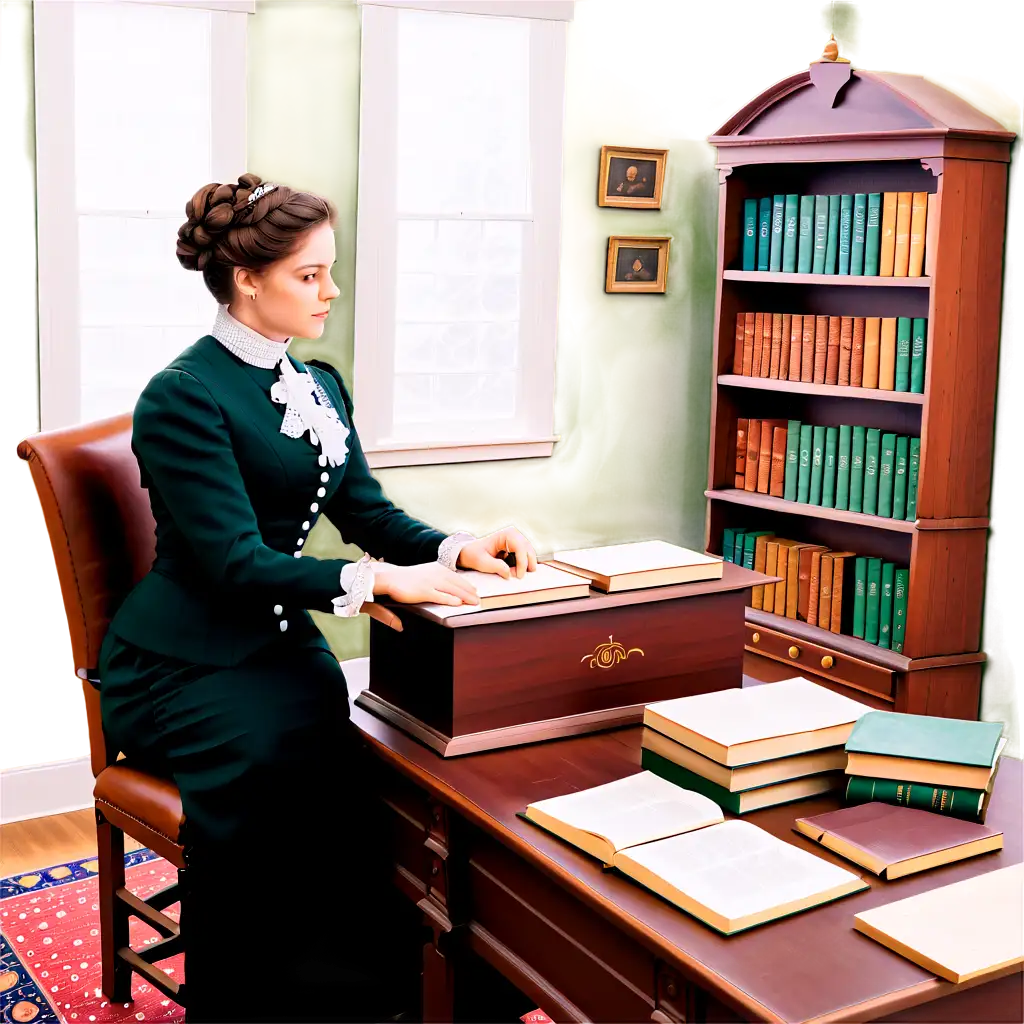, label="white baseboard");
[0,757,94,824]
